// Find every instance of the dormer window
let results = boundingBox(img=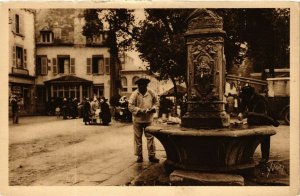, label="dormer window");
[86,33,105,45]
[41,32,53,43]
[40,27,53,43]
